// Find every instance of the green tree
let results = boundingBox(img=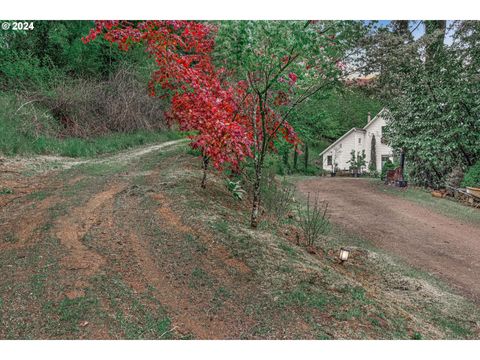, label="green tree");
[363,21,480,187]
[214,20,366,227]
